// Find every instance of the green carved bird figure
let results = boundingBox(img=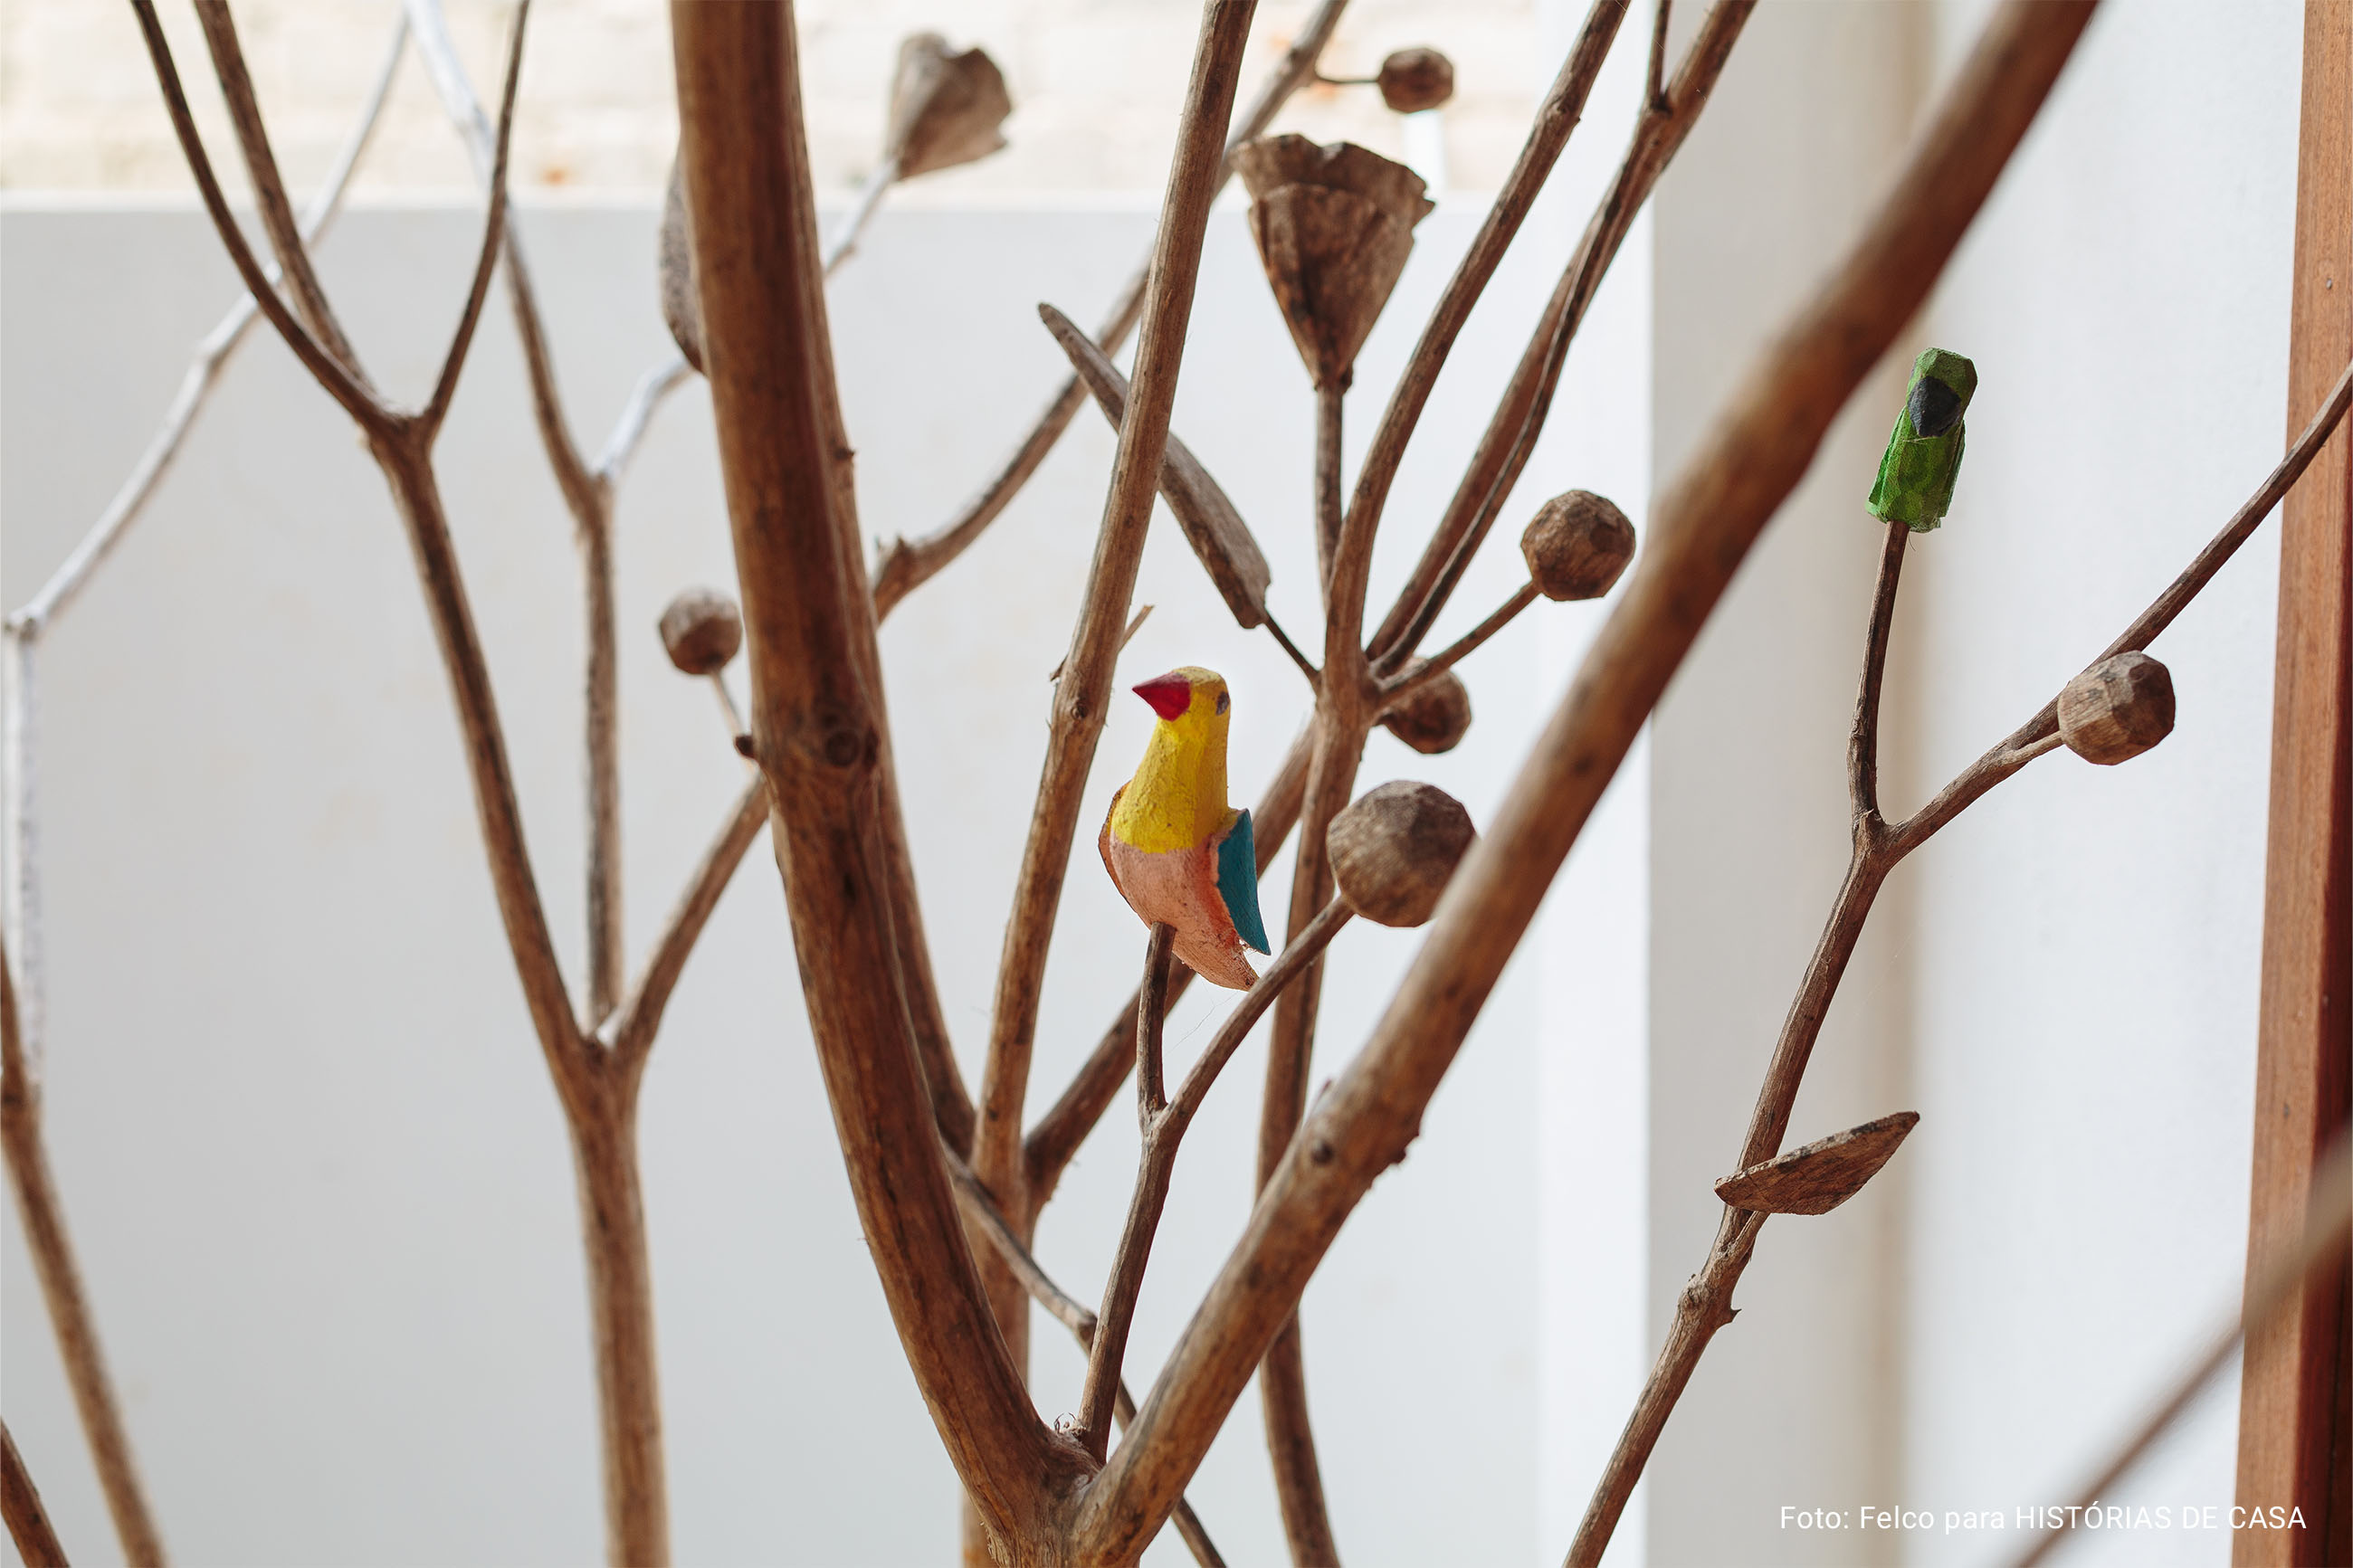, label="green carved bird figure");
[1868,347,1977,531]
[1099,666,1272,989]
